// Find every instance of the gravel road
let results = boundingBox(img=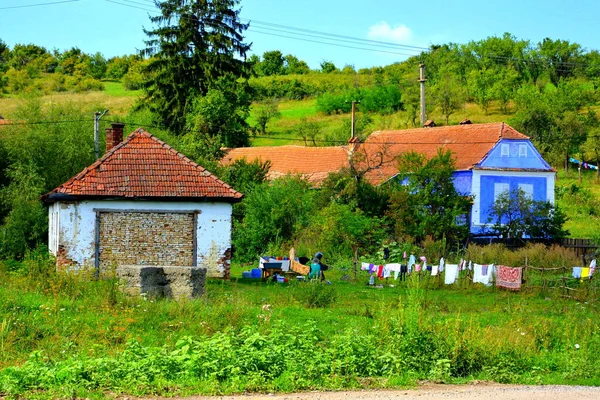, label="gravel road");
[159,384,600,400]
